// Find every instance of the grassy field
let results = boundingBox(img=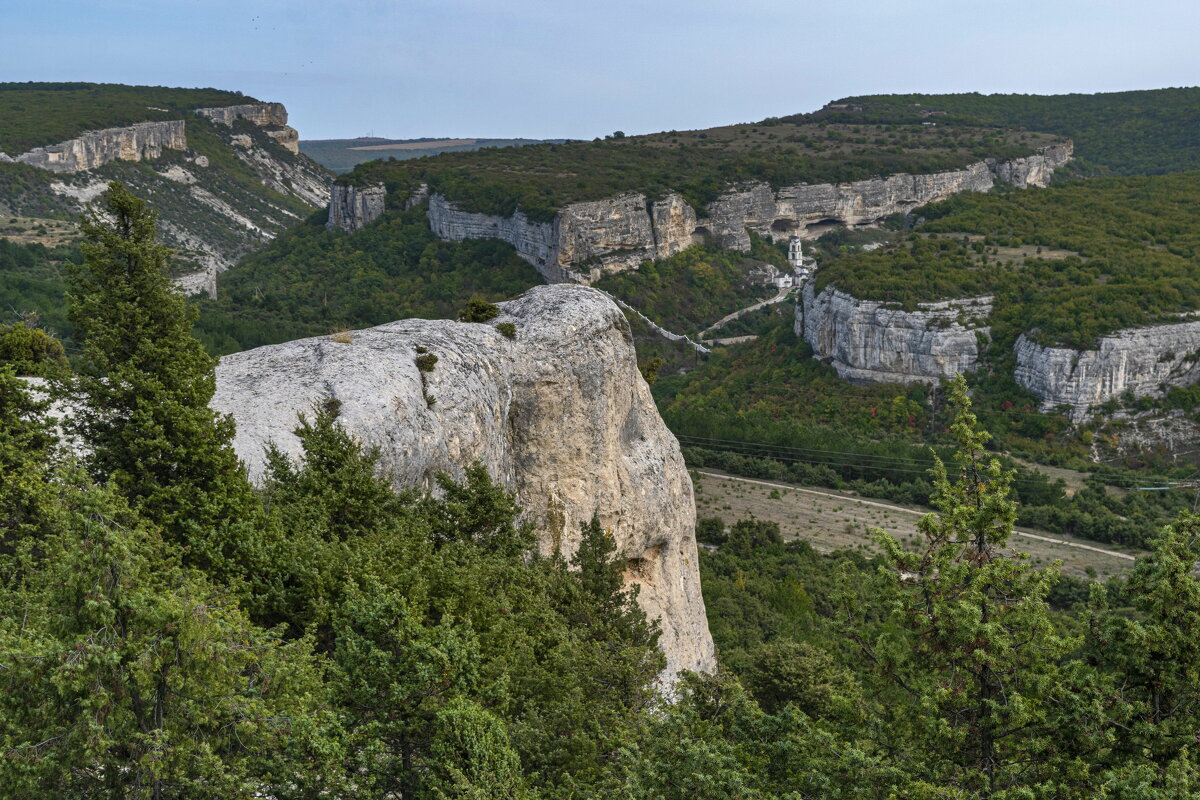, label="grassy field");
[694,470,1140,579]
